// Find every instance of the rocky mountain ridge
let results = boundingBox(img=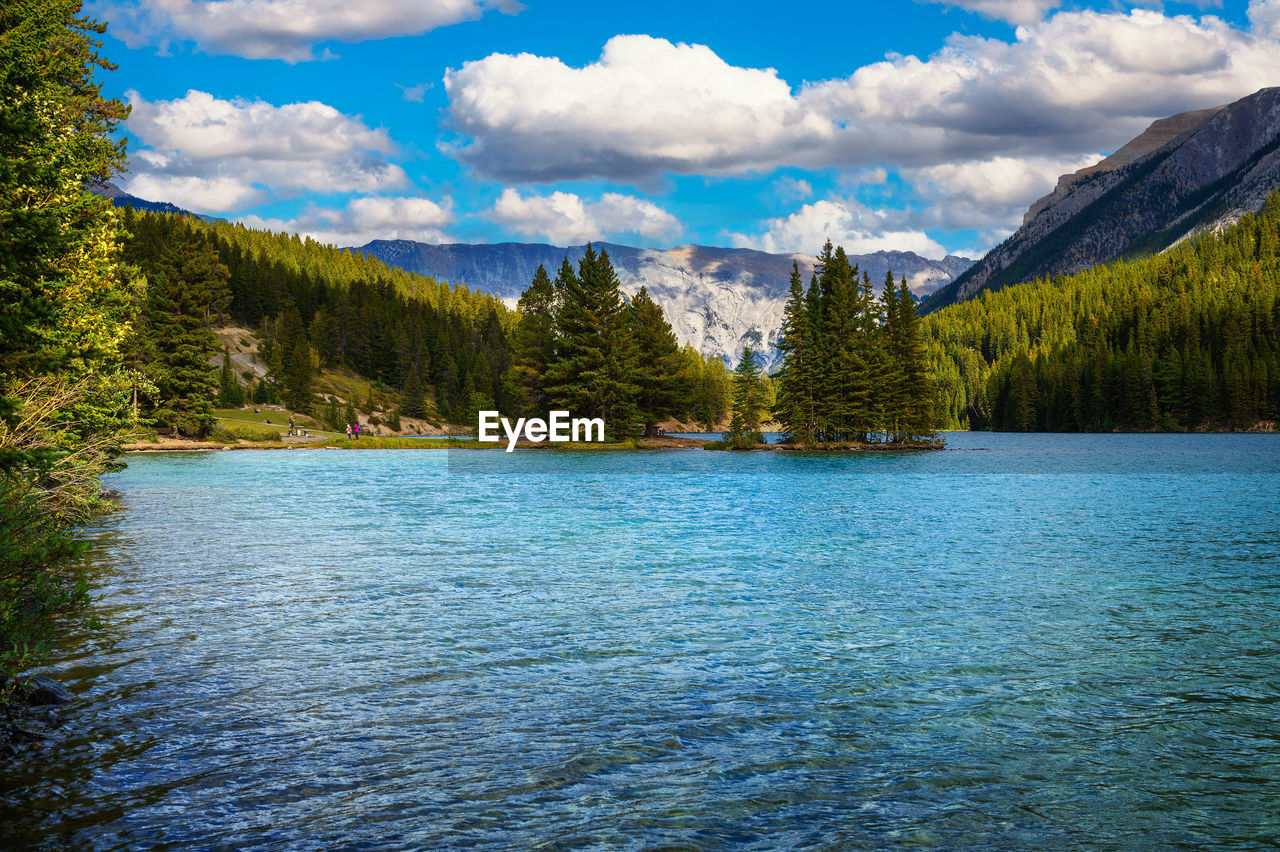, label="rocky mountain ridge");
[353,240,973,366]
[922,86,1280,313]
